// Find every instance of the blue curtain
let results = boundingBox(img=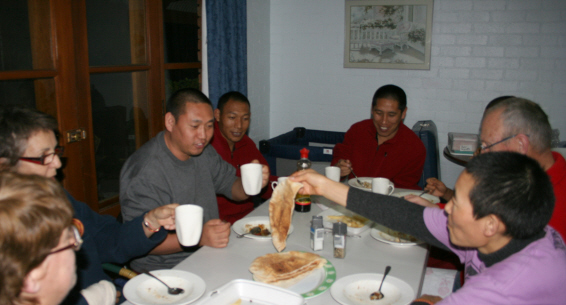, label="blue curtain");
[206,0,247,108]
